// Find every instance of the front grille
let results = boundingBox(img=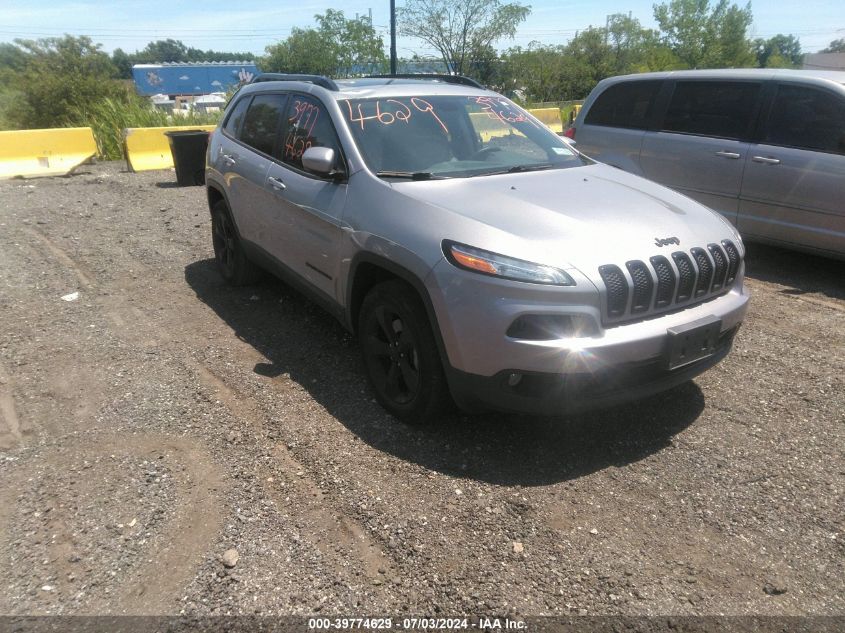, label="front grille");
[708,243,728,291]
[722,240,740,284]
[626,260,653,313]
[599,242,742,324]
[650,255,675,309]
[598,265,628,318]
[690,247,713,297]
[672,251,695,303]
